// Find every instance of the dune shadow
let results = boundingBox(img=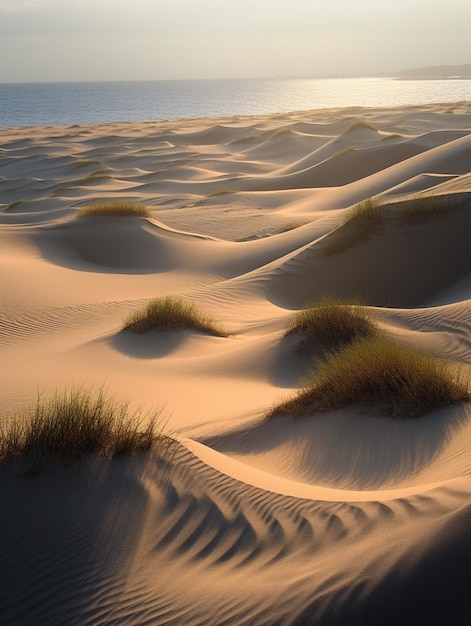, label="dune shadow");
[110,329,187,359]
[0,451,172,625]
[267,200,471,310]
[270,333,314,388]
[31,218,178,275]
[200,405,471,490]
